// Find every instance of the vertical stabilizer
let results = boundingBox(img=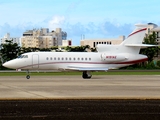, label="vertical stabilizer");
[97,24,148,54]
[118,24,147,54]
[121,24,147,46]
